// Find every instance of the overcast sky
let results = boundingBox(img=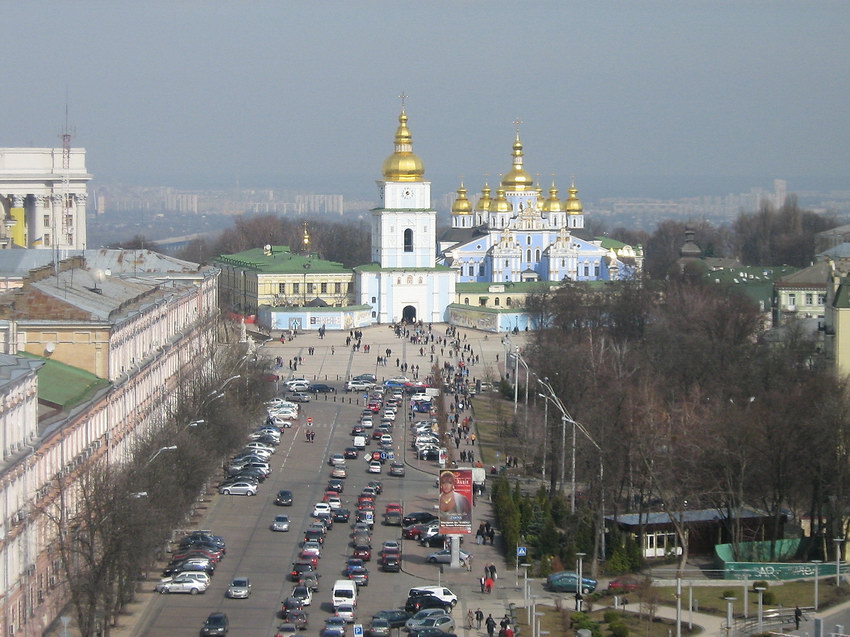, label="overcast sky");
[2,1,848,198]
